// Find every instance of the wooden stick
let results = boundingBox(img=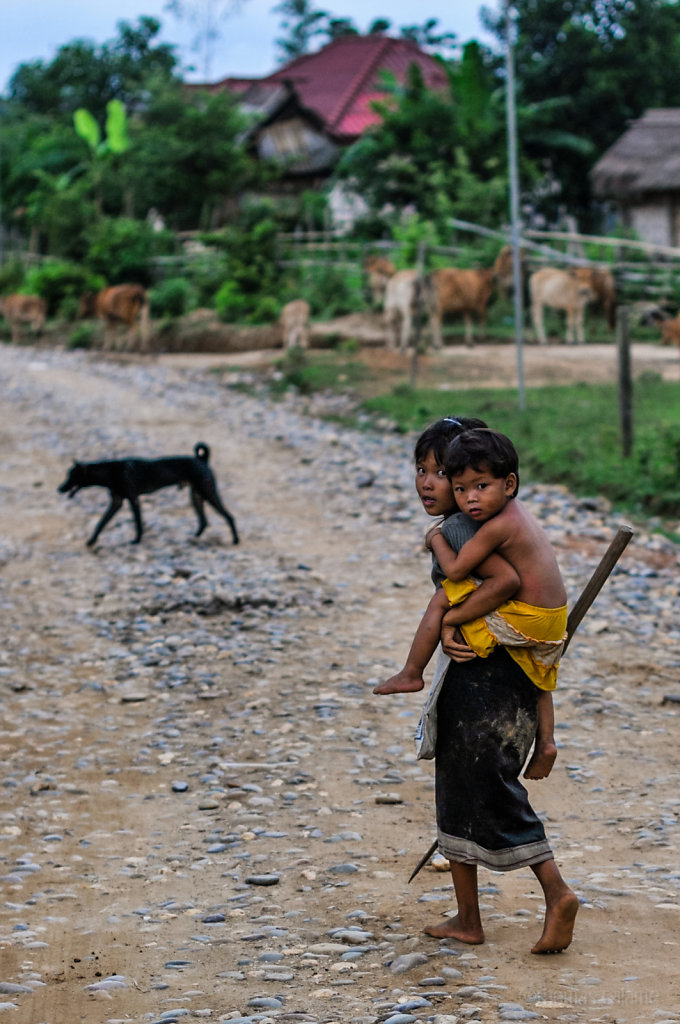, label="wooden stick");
[408,524,634,883]
[562,525,634,654]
